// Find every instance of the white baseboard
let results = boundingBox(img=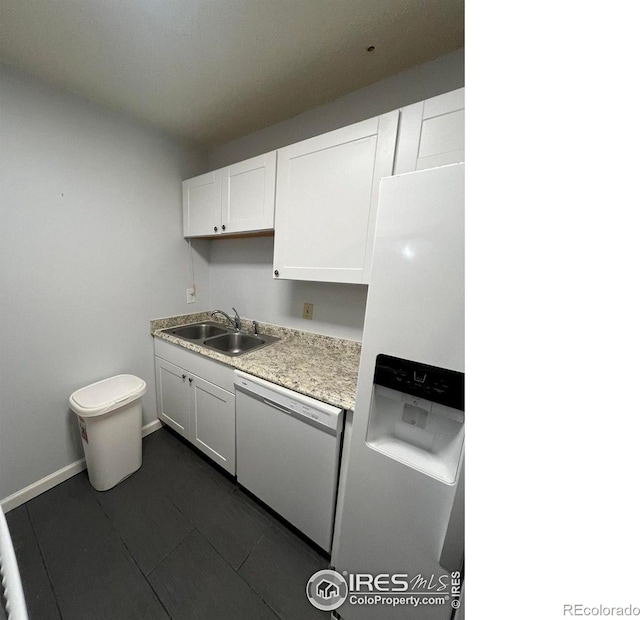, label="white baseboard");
[1,459,87,514]
[1,419,165,513]
[142,418,163,438]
